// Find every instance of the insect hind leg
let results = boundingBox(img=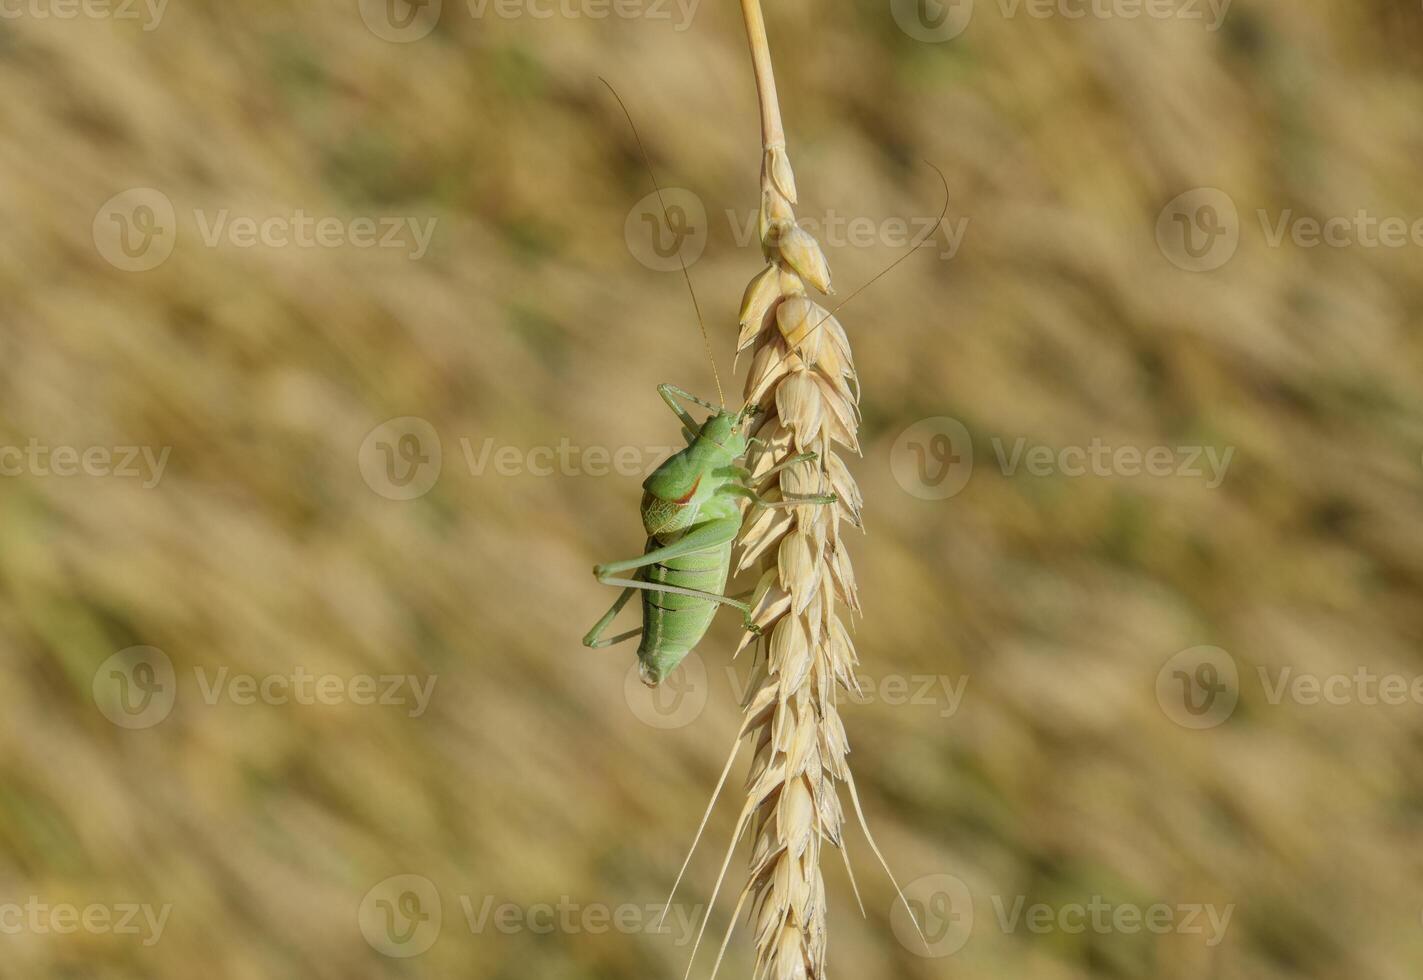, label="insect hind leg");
[583,586,643,649]
[595,575,762,638]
